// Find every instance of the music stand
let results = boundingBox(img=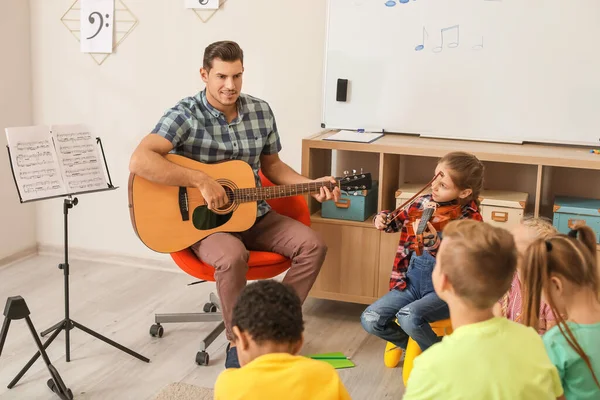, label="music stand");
[0,296,73,399]
[4,136,149,390]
